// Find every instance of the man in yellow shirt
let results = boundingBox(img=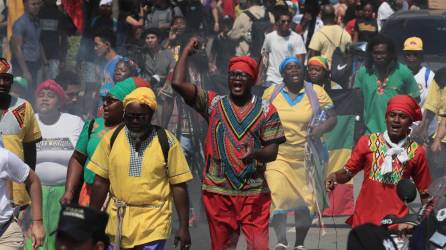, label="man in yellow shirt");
[308,5,351,65]
[88,87,193,250]
[0,58,41,206]
[418,67,446,179]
